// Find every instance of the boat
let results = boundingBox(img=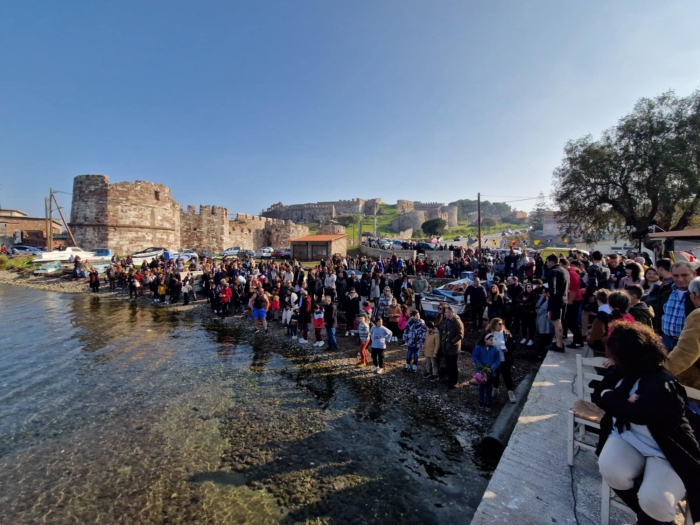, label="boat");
[421,273,475,318]
[33,246,96,263]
